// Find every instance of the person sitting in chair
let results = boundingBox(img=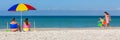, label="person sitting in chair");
[10,18,18,32]
[23,18,31,32]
